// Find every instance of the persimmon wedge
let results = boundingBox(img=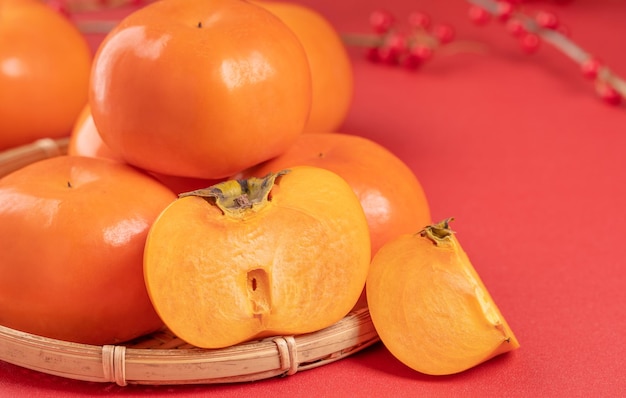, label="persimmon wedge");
[366,218,519,375]
[143,166,371,349]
